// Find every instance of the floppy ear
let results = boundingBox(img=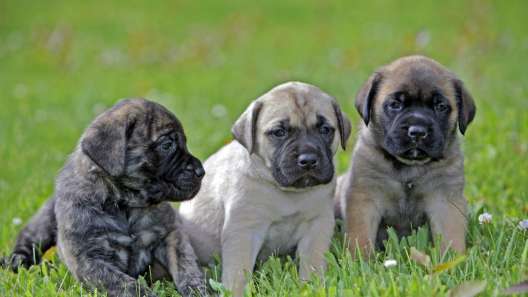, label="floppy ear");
[355,72,382,125]
[81,110,134,177]
[332,101,352,150]
[452,79,476,135]
[231,101,263,154]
